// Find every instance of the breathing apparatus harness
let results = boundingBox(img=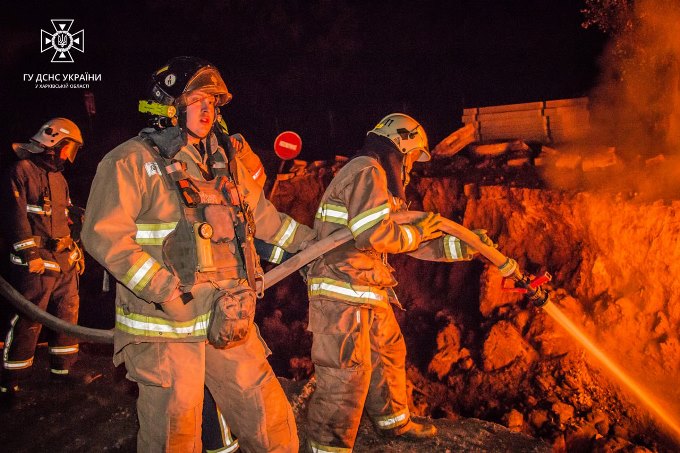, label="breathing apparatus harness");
[140,107,262,296]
